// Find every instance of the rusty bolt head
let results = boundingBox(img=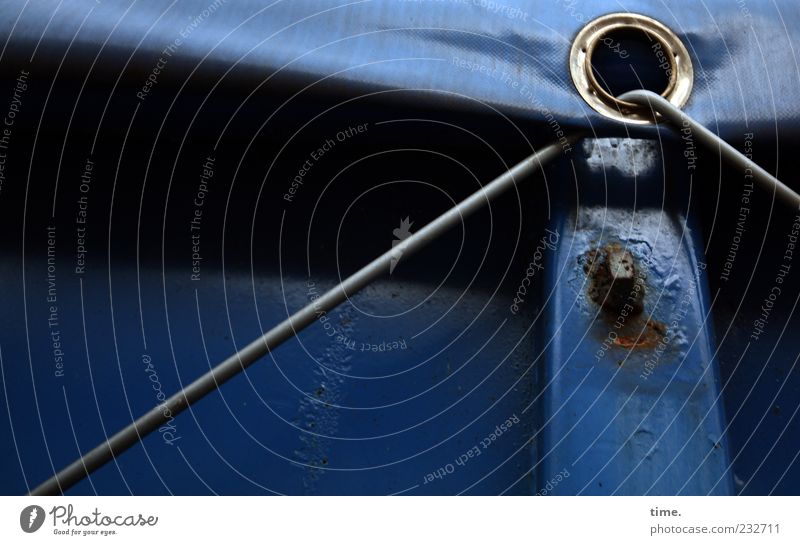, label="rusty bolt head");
[582,244,645,315]
[607,249,636,281]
